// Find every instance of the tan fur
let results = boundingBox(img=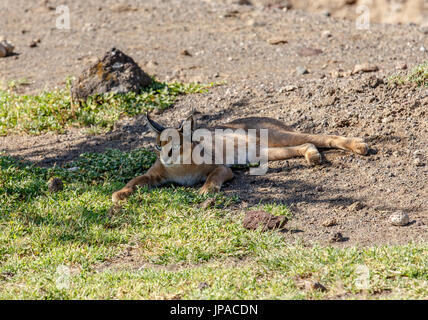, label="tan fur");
[112,115,368,202]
